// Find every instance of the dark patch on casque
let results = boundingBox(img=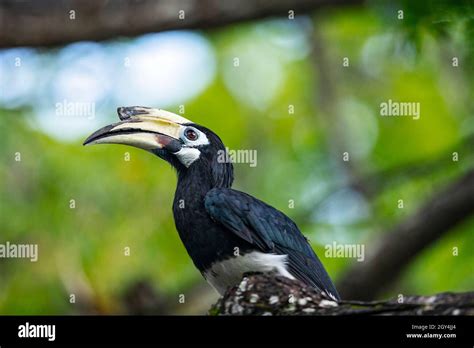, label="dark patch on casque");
[117,106,152,120]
